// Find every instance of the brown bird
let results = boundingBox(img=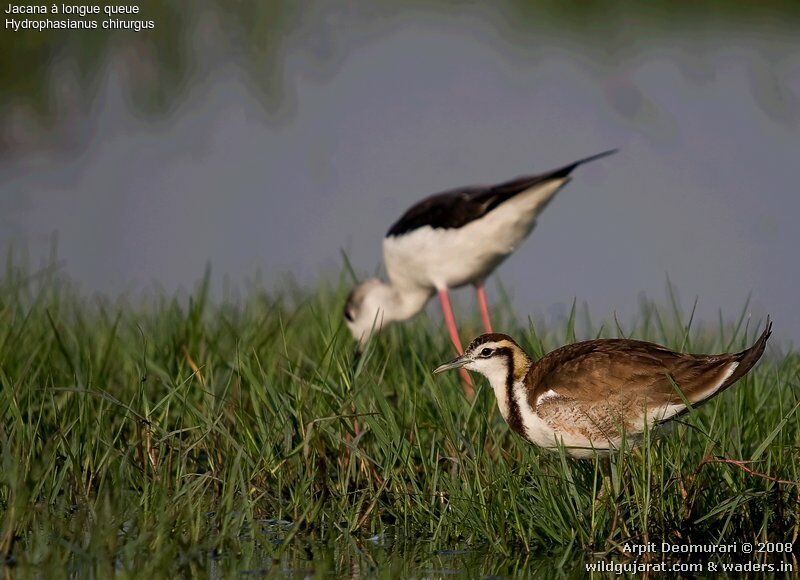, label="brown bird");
[433,321,772,458]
